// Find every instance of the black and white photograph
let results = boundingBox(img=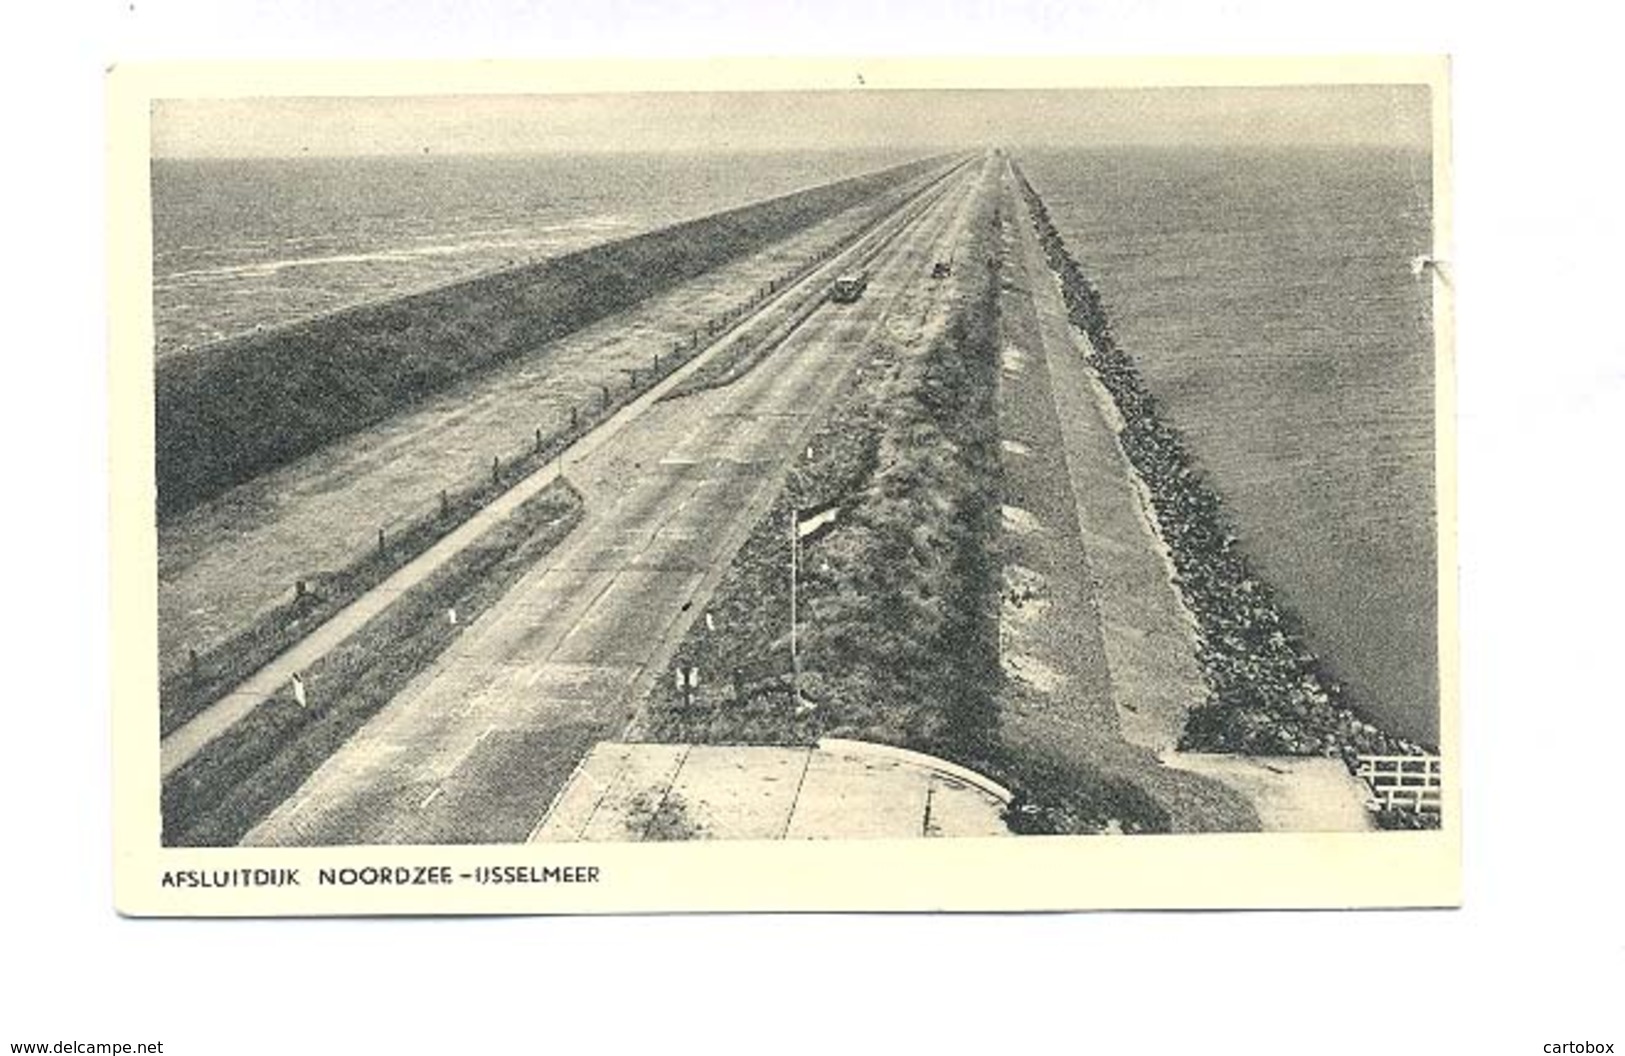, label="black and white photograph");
[108,58,1456,913]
